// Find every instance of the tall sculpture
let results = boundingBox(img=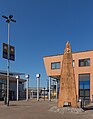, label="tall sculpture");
[58,42,77,107]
